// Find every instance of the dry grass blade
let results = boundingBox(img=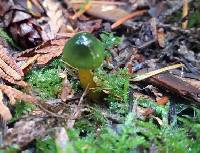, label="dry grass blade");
[182,0,189,29]
[20,54,40,70]
[67,86,88,128]
[0,89,12,121]
[131,63,184,82]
